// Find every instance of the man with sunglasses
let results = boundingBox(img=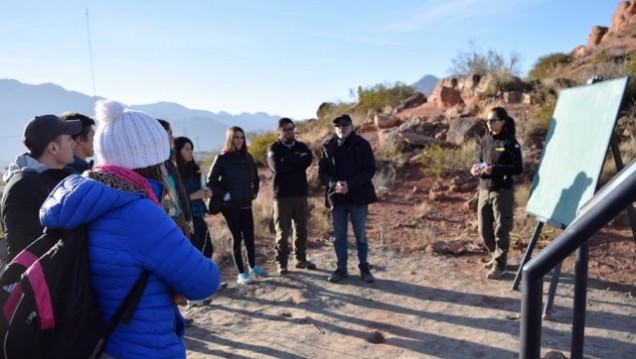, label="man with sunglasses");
[319,114,378,284]
[267,117,316,275]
